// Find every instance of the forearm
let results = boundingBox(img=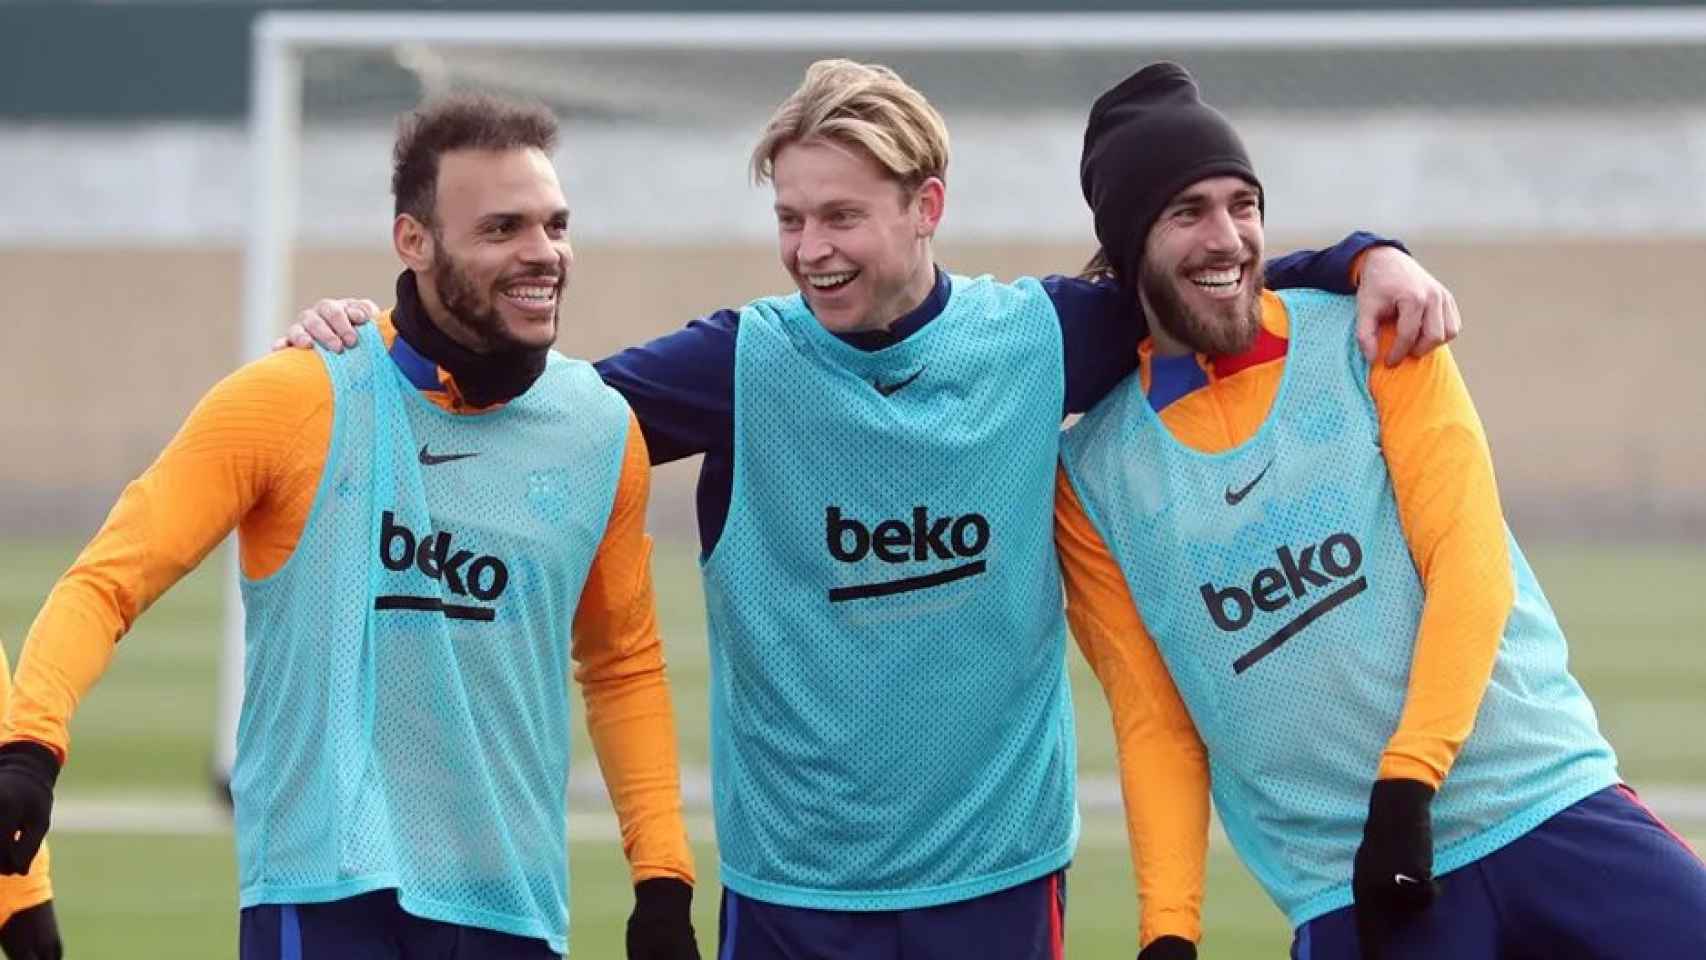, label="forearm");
[10,472,231,757]
[571,419,694,883]
[1266,231,1406,295]
[1056,472,1207,943]
[582,667,694,884]
[1369,335,1511,785]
